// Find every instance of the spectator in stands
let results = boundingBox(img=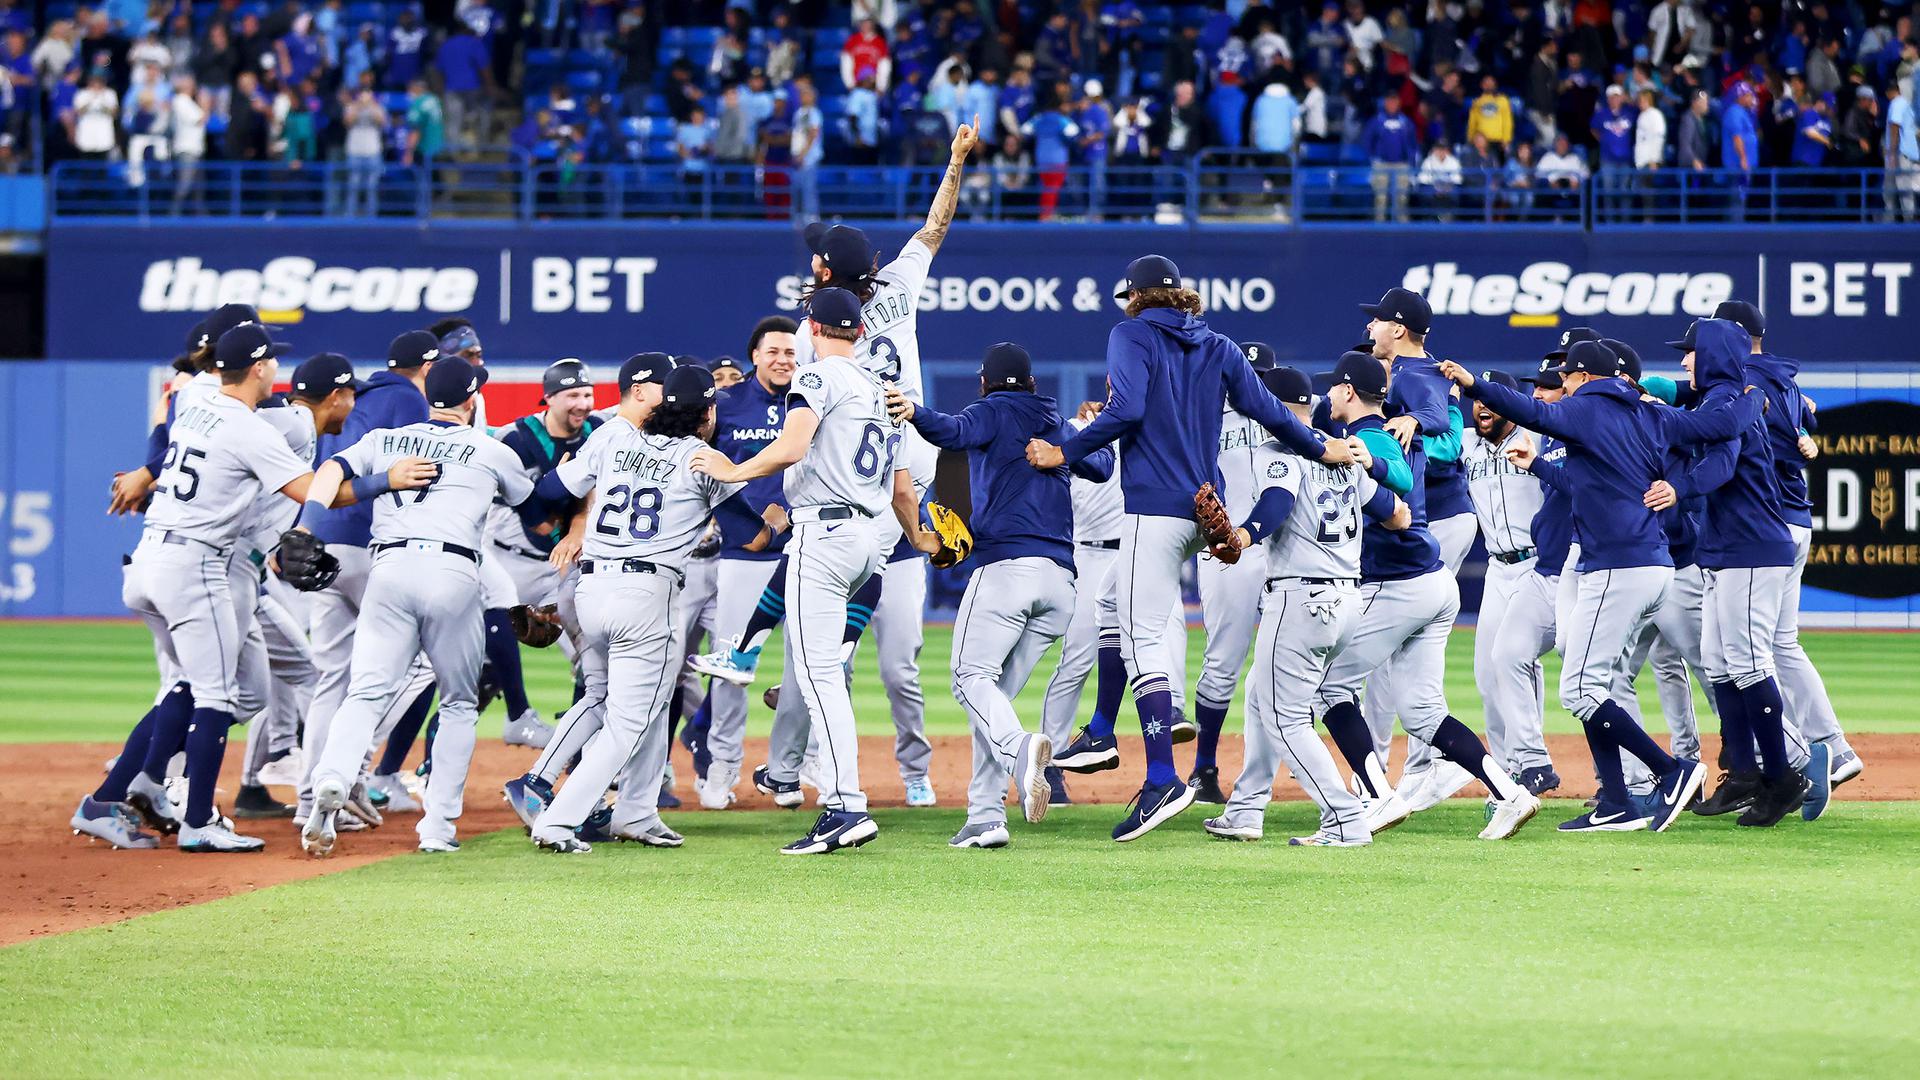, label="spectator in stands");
[1363,93,1419,220]
[851,0,898,33]
[1591,83,1635,219]
[1459,130,1499,173]
[1633,85,1666,217]
[1300,72,1329,142]
[1418,138,1463,220]
[1022,94,1079,220]
[341,24,380,91]
[70,68,118,160]
[1556,48,1599,149]
[578,0,615,56]
[385,7,425,90]
[674,102,713,180]
[1381,8,1415,79]
[1033,11,1072,86]
[1152,77,1203,177]
[842,18,889,92]
[714,83,756,170]
[710,8,750,88]
[30,19,73,90]
[235,14,274,80]
[1163,22,1202,89]
[1251,77,1299,160]
[1109,94,1150,213]
[763,8,800,85]
[276,79,319,165]
[1837,84,1879,170]
[1723,81,1759,218]
[889,22,931,89]
[1345,0,1383,71]
[1304,2,1346,83]
[965,65,999,145]
[1648,0,1698,70]
[3,30,32,146]
[1808,37,1843,100]
[998,62,1035,140]
[277,13,324,91]
[402,76,442,165]
[928,60,967,130]
[1078,78,1111,216]
[1504,138,1538,215]
[789,81,822,221]
[1676,88,1711,169]
[343,85,387,215]
[1526,36,1559,144]
[1793,91,1837,169]
[192,21,235,113]
[124,85,166,187]
[1467,73,1511,156]
[1101,1,1147,98]
[1209,69,1247,147]
[666,58,704,122]
[991,128,1033,212]
[842,74,880,164]
[1537,131,1587,218]
[437,17,493,151]
[1890,77,1919,221]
